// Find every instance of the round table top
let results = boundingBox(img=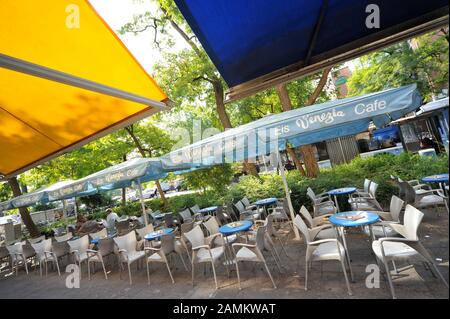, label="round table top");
[421,173,449,183]
[255,197,278,206]
[144,228,173,241]
[198,206,218,214]
[90,234,115,245]
[219,220,253,236]
[329,211,380,227]
[328,187,357,196]
[153,212,172,219]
